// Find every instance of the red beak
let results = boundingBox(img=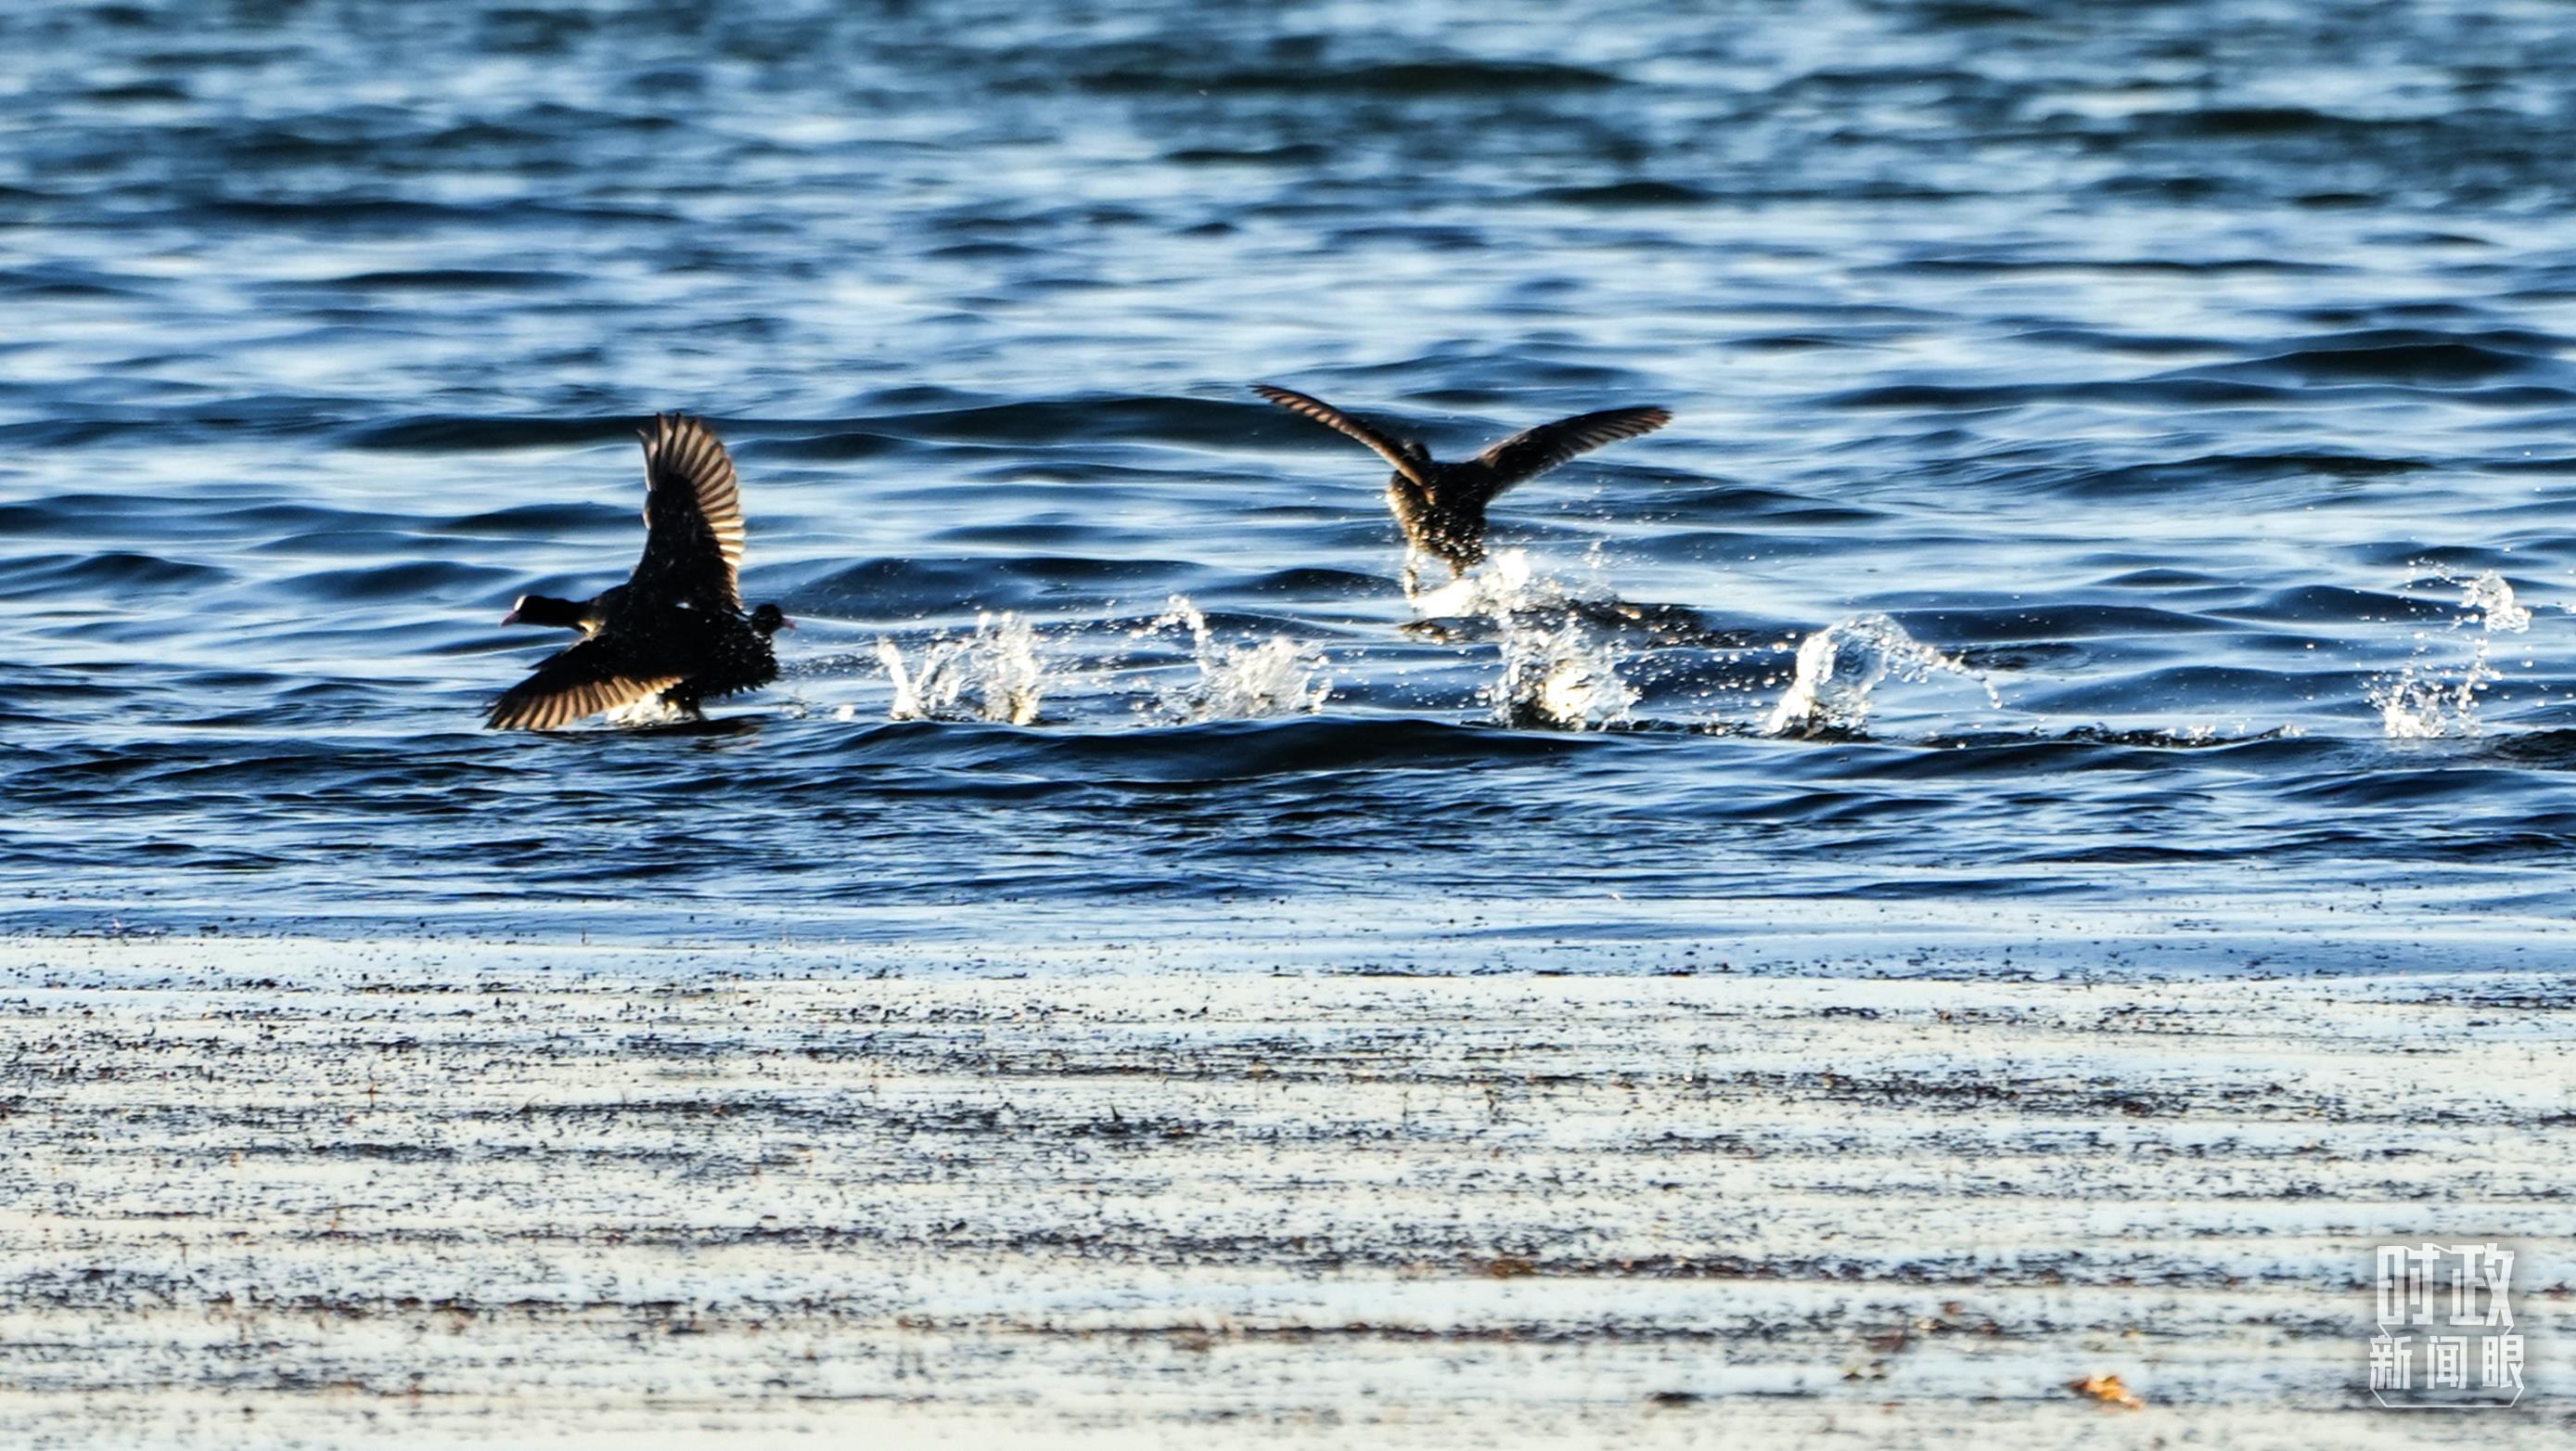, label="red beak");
[500,608,521,624]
